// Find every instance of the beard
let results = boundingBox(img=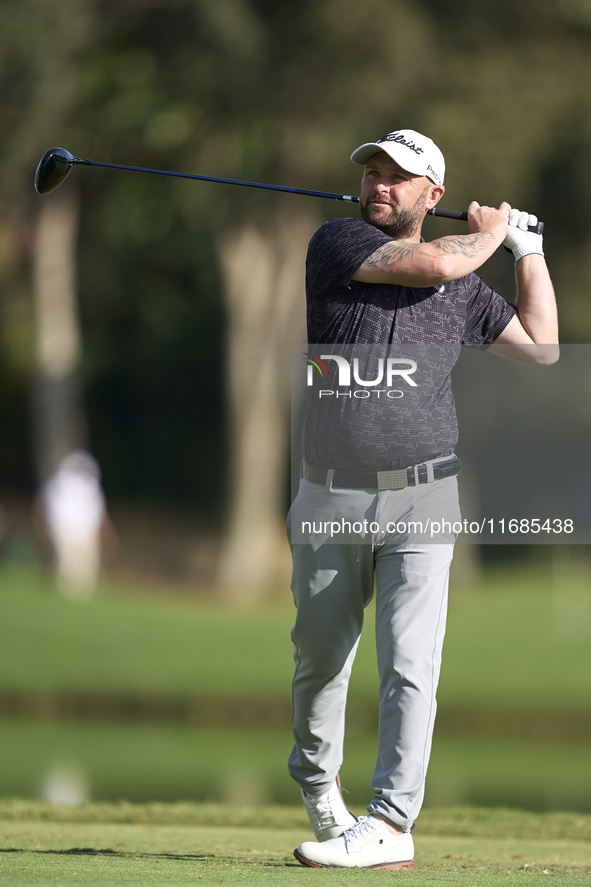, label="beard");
[360,187,429,239]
